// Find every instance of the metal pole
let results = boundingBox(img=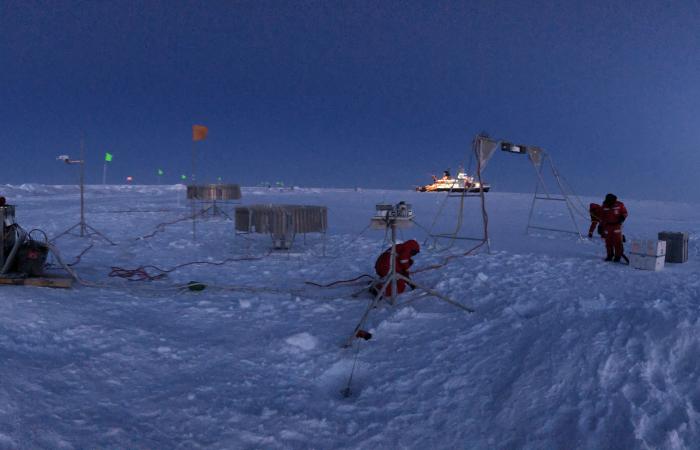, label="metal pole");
[525,164,541,235]
[549,155,584,239]
[389,221,397,305]
[474,137,490,253]
[80,136,86,237]
[102,162,107,185]
[191,139,196,240]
